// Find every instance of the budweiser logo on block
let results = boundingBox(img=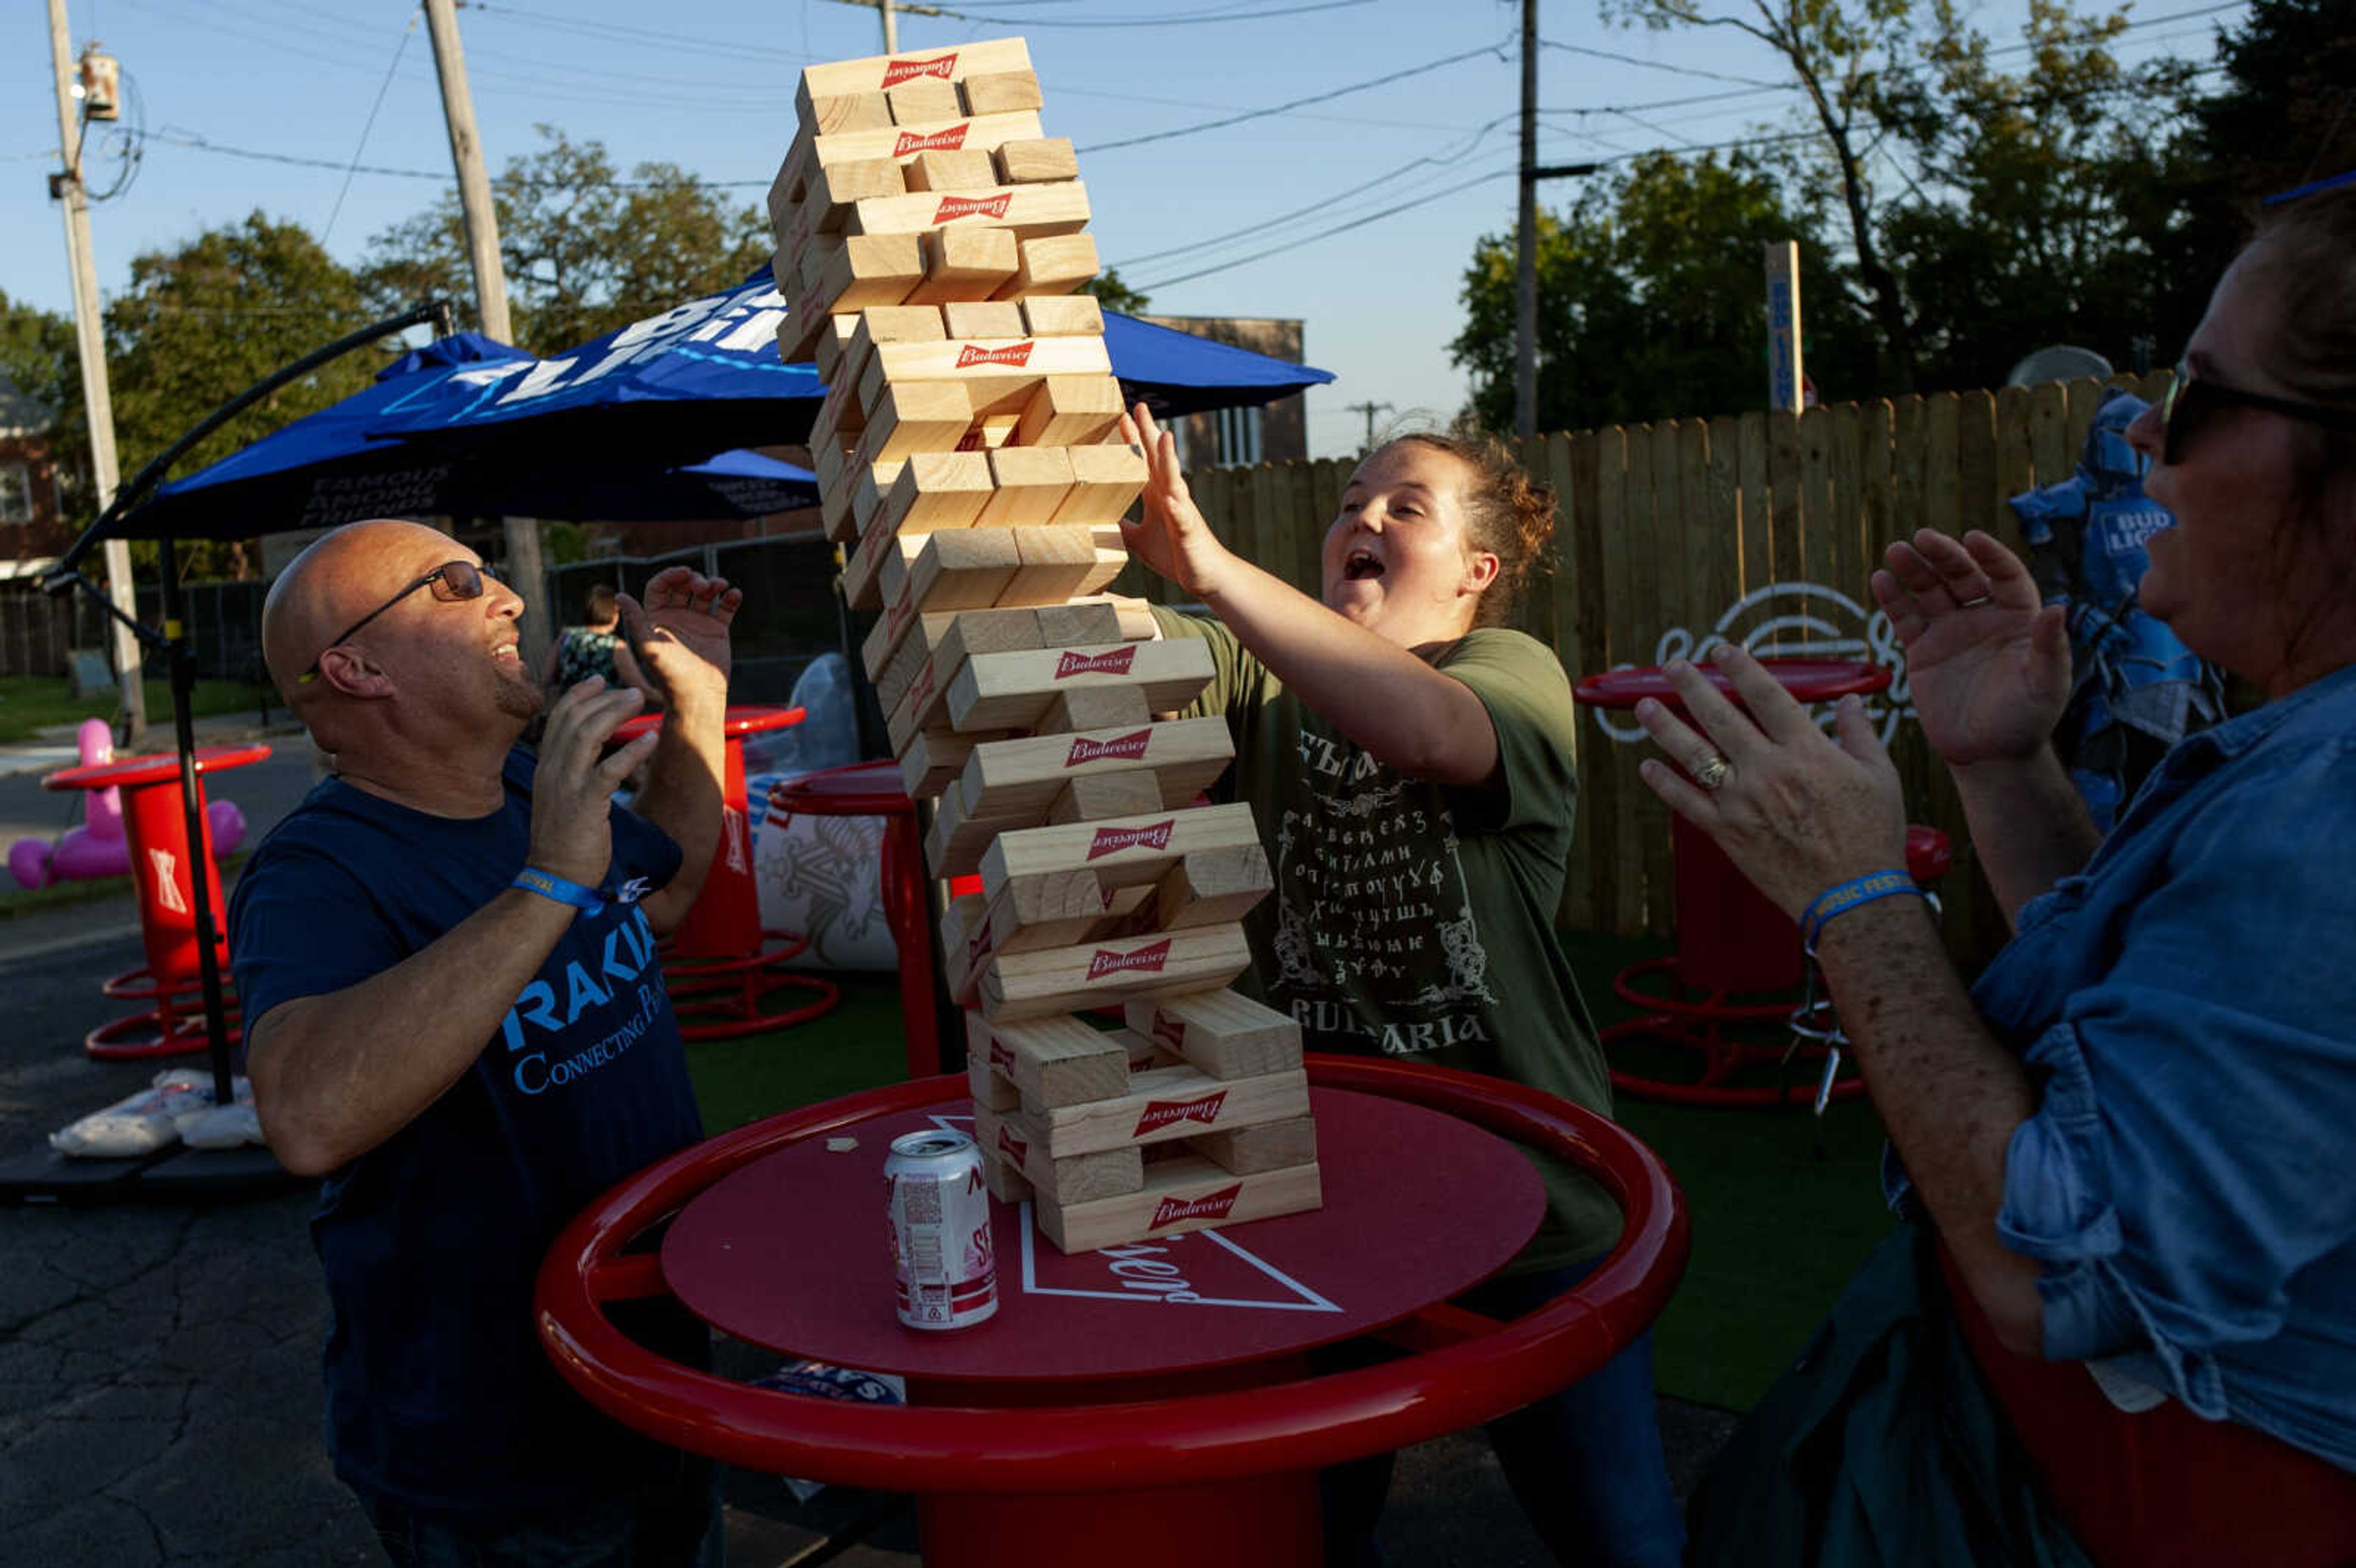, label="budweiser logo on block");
[1065,729,1152,767]
[881,53,957,87]
[1087,938,1171,982]
[1135,1092,1226,1137]
[1151,1184,1242,1230]
[907,662,935,707]
[1150,1009,1185,1050]
[934,192,1012,223]
[954,340,1034,369]
[1088,820,1174,860]
[1054,645,1139,680]
[990,1040,1015,1074]
[996,1125,1027,1165]
[966,922,993,965]
[884,593,915,640]
[893,125,969,156]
